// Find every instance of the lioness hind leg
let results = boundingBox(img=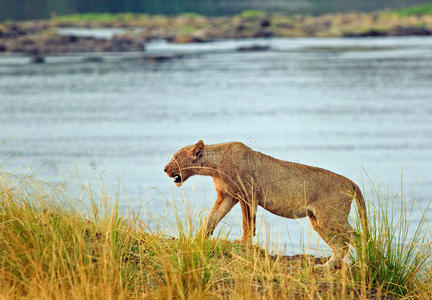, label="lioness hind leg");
[308,209,354,270]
